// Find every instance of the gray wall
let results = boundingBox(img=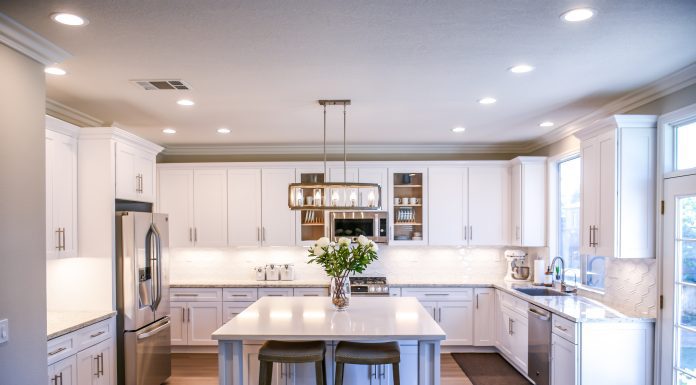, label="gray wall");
[627,82,696,115]
[0,43,47,384]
